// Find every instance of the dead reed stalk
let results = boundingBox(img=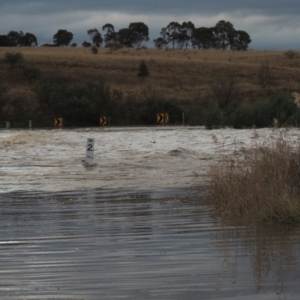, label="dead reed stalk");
[204,129,300,224]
